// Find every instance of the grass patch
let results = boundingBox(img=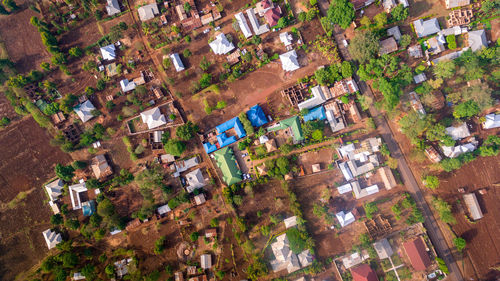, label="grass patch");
[1,190,32,210]
[391,253,403,266]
